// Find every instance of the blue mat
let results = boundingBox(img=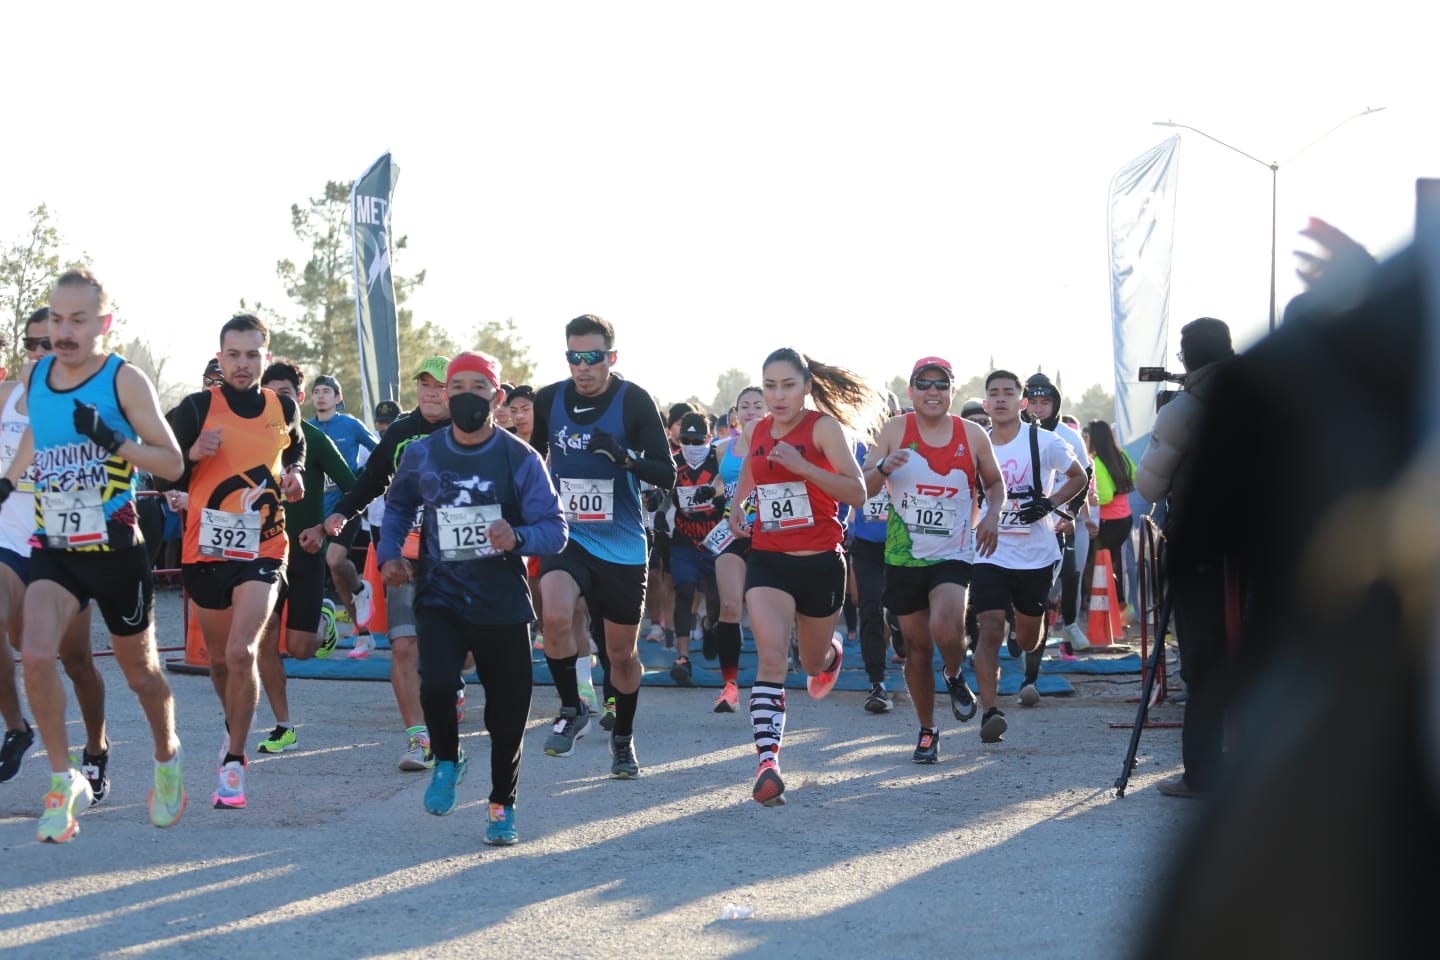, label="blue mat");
[1046,653,1142,674]
[280,630,1076,696]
